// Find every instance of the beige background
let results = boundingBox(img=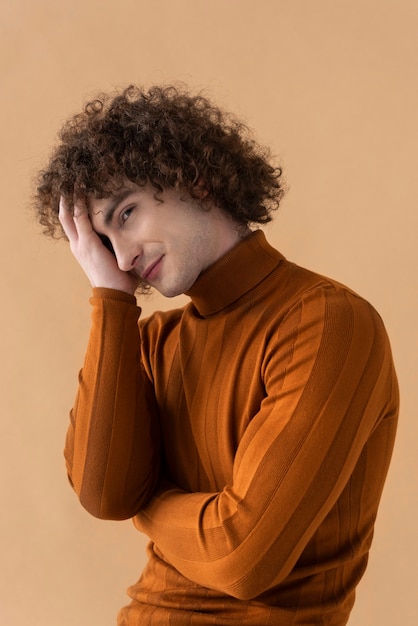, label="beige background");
[1,1,416,624]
